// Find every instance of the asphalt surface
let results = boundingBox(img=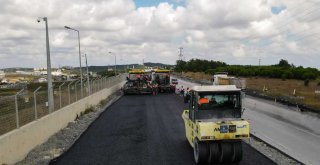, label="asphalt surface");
[50,94,274,165]
[175,76,320,165]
